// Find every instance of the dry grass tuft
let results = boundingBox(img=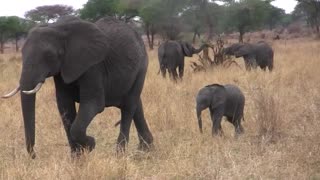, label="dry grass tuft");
[0,39,319,179]
[253,86,282,143]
